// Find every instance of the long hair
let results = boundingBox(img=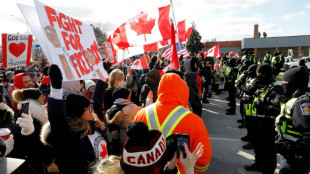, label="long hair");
[69,113,105,139]
[108,69,124,88]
